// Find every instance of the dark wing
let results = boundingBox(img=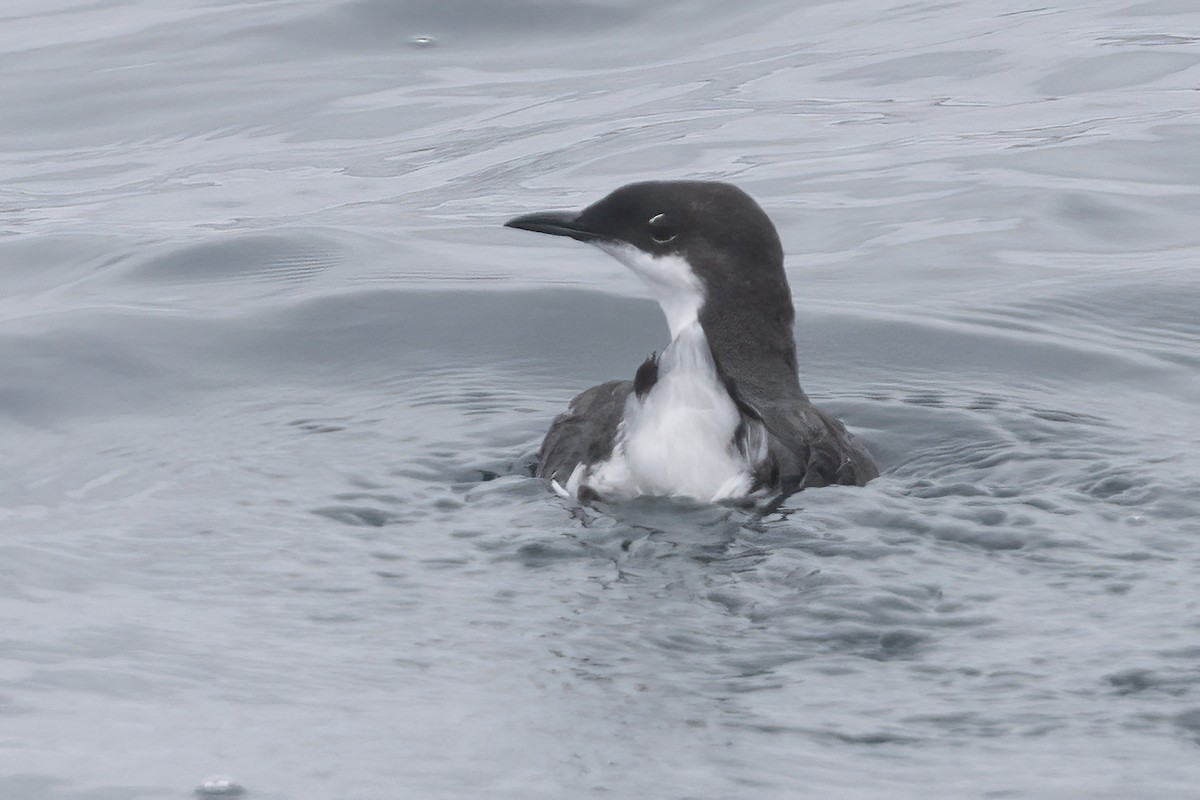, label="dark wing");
[717,372,877,496]
[757,401,879,494]
[537,380,632,483]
